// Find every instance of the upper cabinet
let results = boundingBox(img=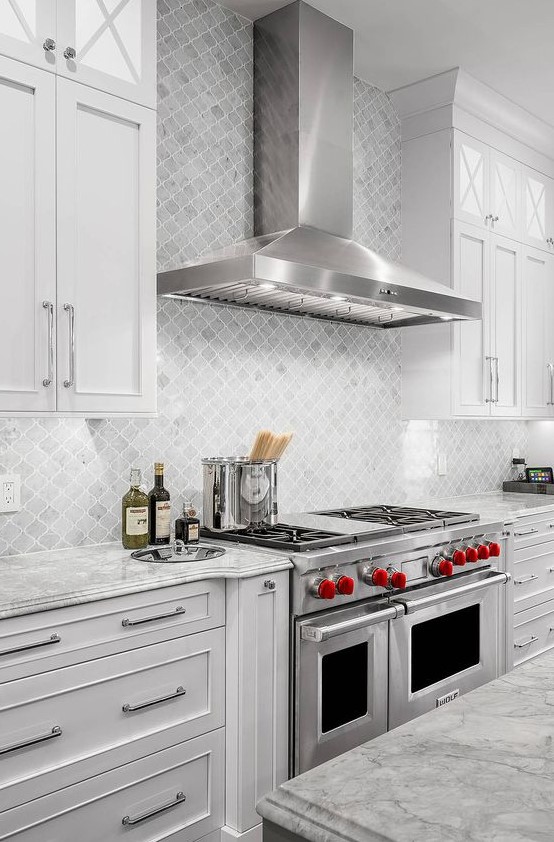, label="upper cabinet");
[395,69,554,420]
[0,0,155,107]
[0,1,156,416]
